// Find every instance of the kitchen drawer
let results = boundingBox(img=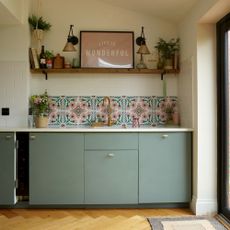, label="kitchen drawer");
[85,133,138,150]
